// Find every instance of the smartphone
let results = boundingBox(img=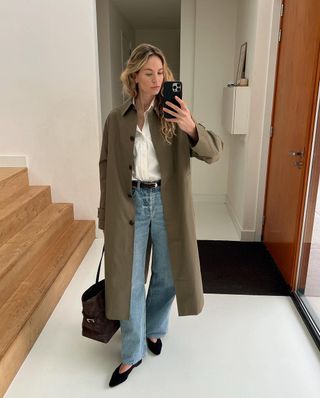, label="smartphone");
[163,81,183,119]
